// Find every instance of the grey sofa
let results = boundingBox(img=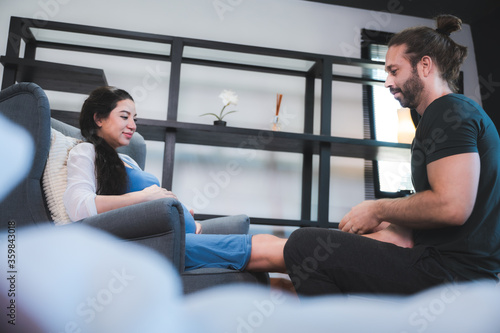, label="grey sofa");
[0,82,267,293]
